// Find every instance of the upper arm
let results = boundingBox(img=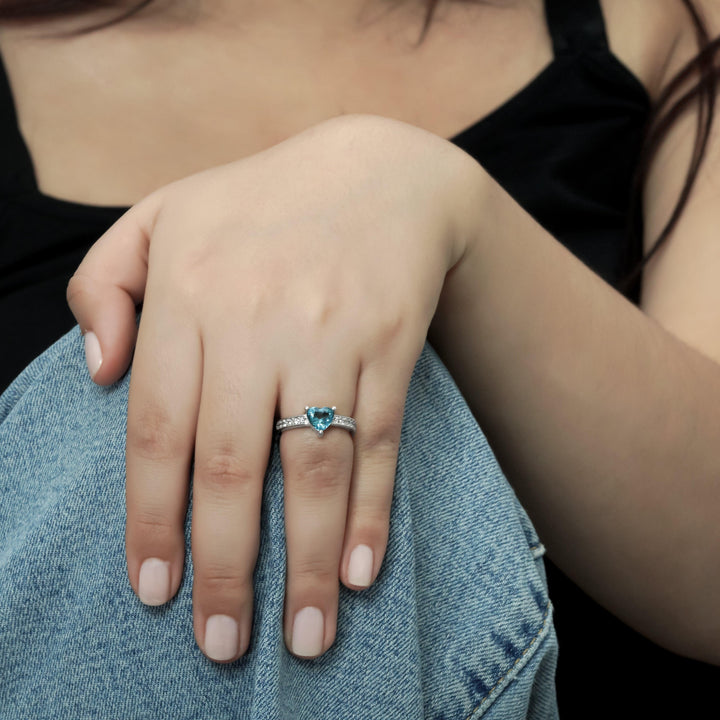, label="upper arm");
[640,1,720,363]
